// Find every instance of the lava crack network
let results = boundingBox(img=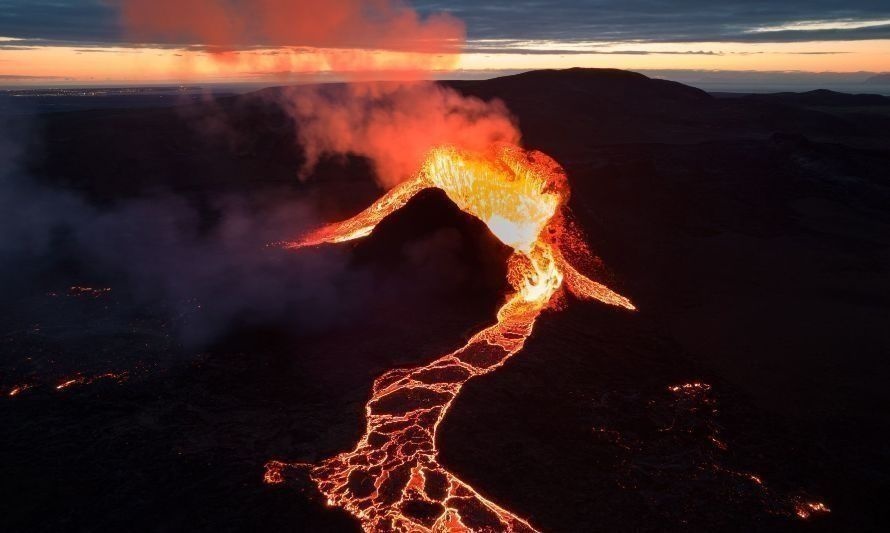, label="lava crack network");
[267,144,635,532]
